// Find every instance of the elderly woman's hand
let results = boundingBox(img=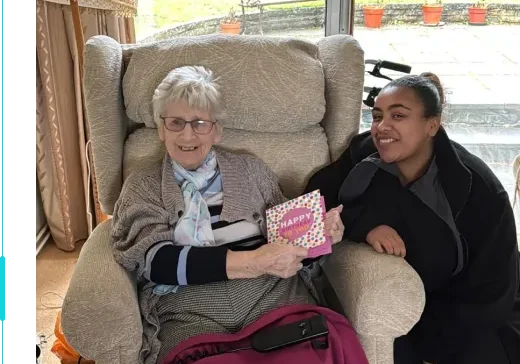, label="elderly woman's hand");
[324,205,344,245]
[252,243,309,278]
[227,243,309,280]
